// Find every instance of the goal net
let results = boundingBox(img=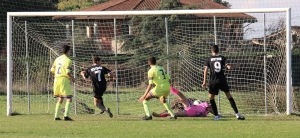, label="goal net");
[7,9,294,116]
